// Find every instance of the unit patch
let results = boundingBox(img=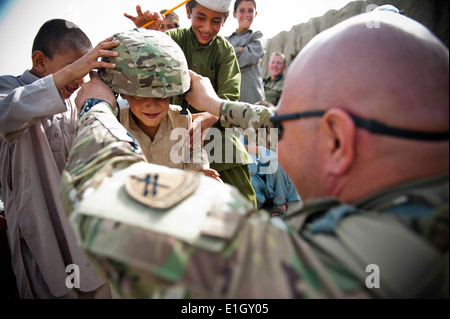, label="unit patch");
[125,171,200,209]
